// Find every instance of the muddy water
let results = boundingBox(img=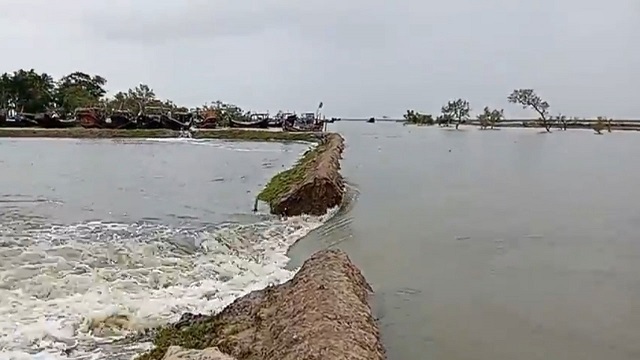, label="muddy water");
[0,138,333,359]
[290,122,640,360]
